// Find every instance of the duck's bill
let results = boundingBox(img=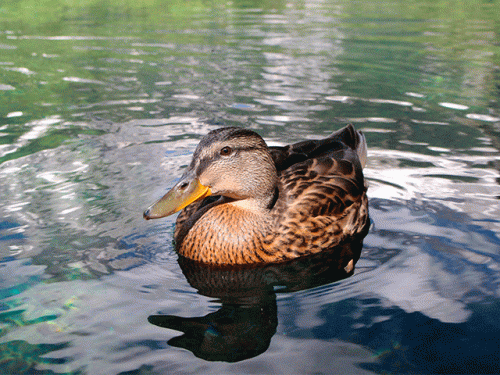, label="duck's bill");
[143,177,211,220]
